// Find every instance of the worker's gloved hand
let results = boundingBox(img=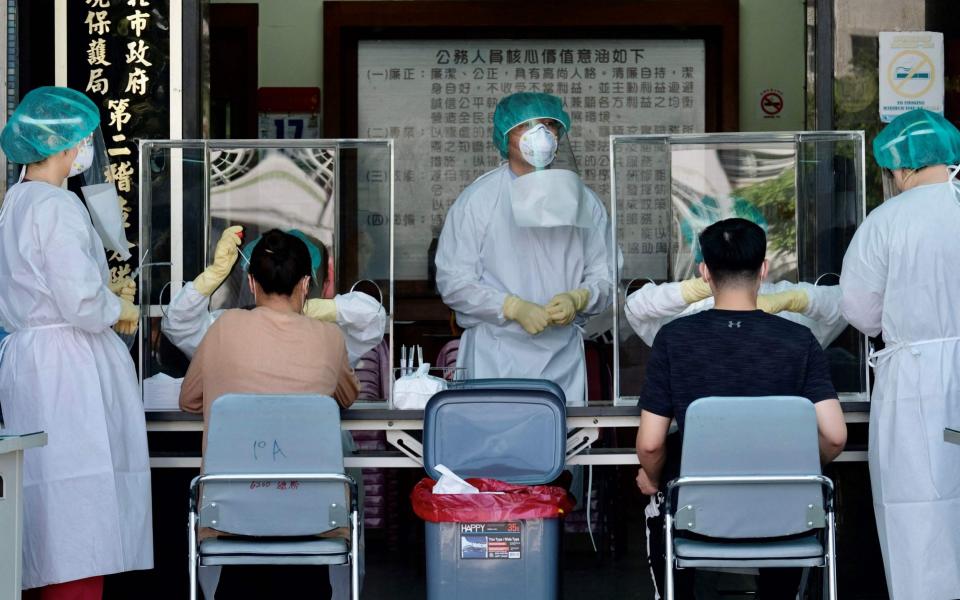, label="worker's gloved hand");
[679,277,713,304]
[114,298,140,335]
[545,288,591,326]
[503,295,550,335]
[109,276,136,304]
[757,289,810,314]
[193,225,244,296]
[303,298,338,322]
